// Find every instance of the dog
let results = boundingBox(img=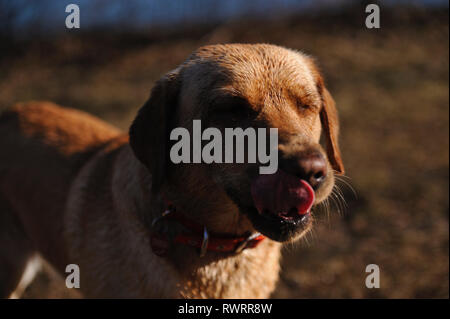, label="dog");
[0,44,344,298]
